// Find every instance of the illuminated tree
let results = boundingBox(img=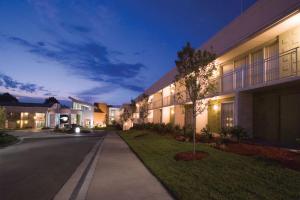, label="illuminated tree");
[175,42,216,154]
[120,100,136,124]
[138,93,149,123]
